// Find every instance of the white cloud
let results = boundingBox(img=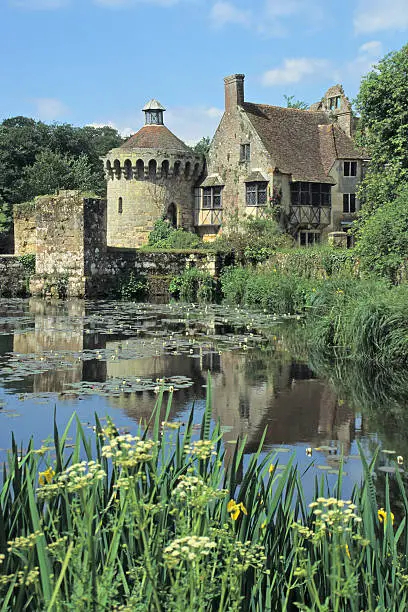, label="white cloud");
[261,58,333,86]
[210,1,251,28]
[354,0,408,33]
[87,122,133,137]
[10,0,68,7]
[31,98,69,121]
[344,41,383,82]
